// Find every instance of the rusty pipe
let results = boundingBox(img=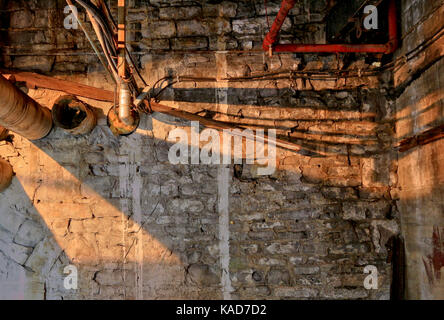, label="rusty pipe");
[52,95,97,135]
[263,0,398,55]
[386,0,399,54]
[0,74,53,140]
[117,0,134,126]
[0,157,13,192]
